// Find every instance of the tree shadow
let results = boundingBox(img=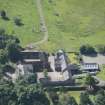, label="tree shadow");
[2,16,10,21]
[83,53,98,57]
